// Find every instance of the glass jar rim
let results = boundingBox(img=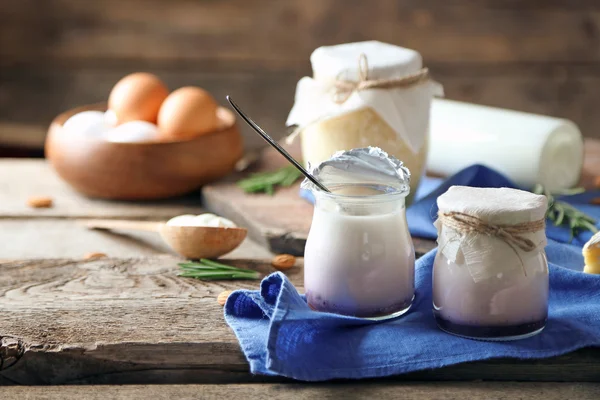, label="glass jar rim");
[312,182,409,204]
